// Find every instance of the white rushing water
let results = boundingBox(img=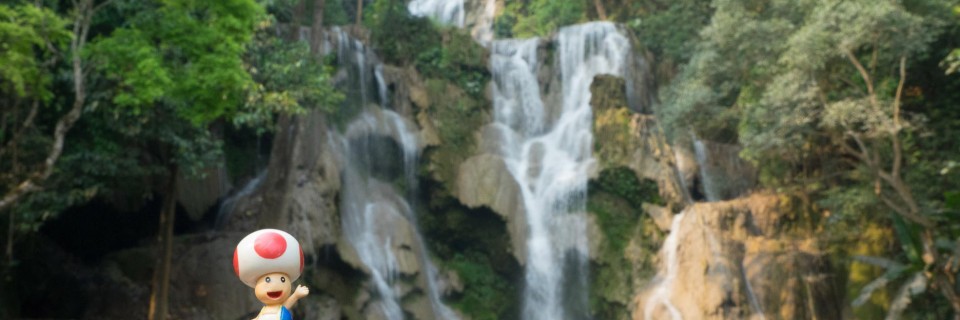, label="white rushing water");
[490,22,630,319]
[338,113,407,319]
[331,27,457,320]
[693,138,754,202]
[407,0,464,27]
[407,0,496,44]
[692,139,721,202]
[644,211,686,320]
